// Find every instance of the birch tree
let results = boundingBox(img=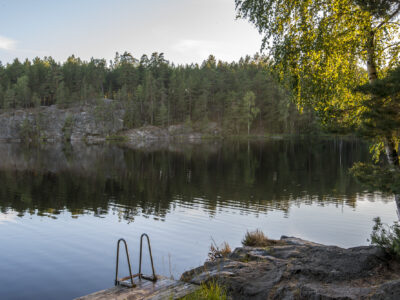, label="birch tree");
[236,0,400,166]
